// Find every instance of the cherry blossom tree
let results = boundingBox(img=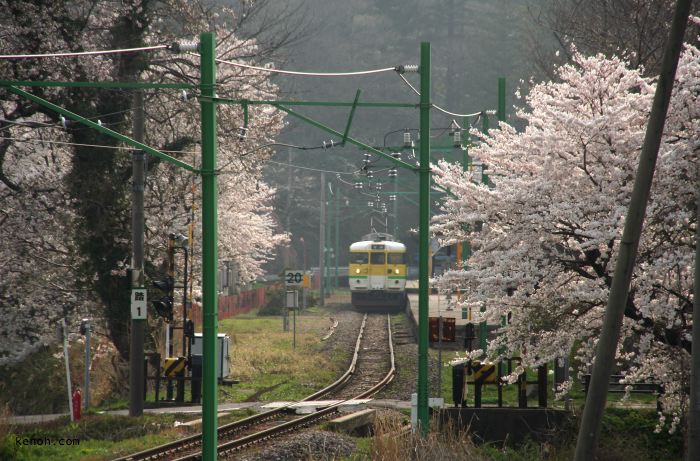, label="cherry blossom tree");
[0,1,291,365]
[433,43,698,432]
